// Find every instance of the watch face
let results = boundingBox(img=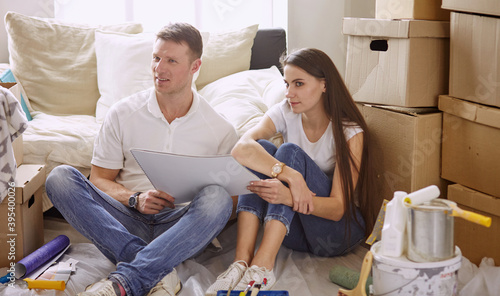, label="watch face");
[272,163,283,173]
[128,195,136,207]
